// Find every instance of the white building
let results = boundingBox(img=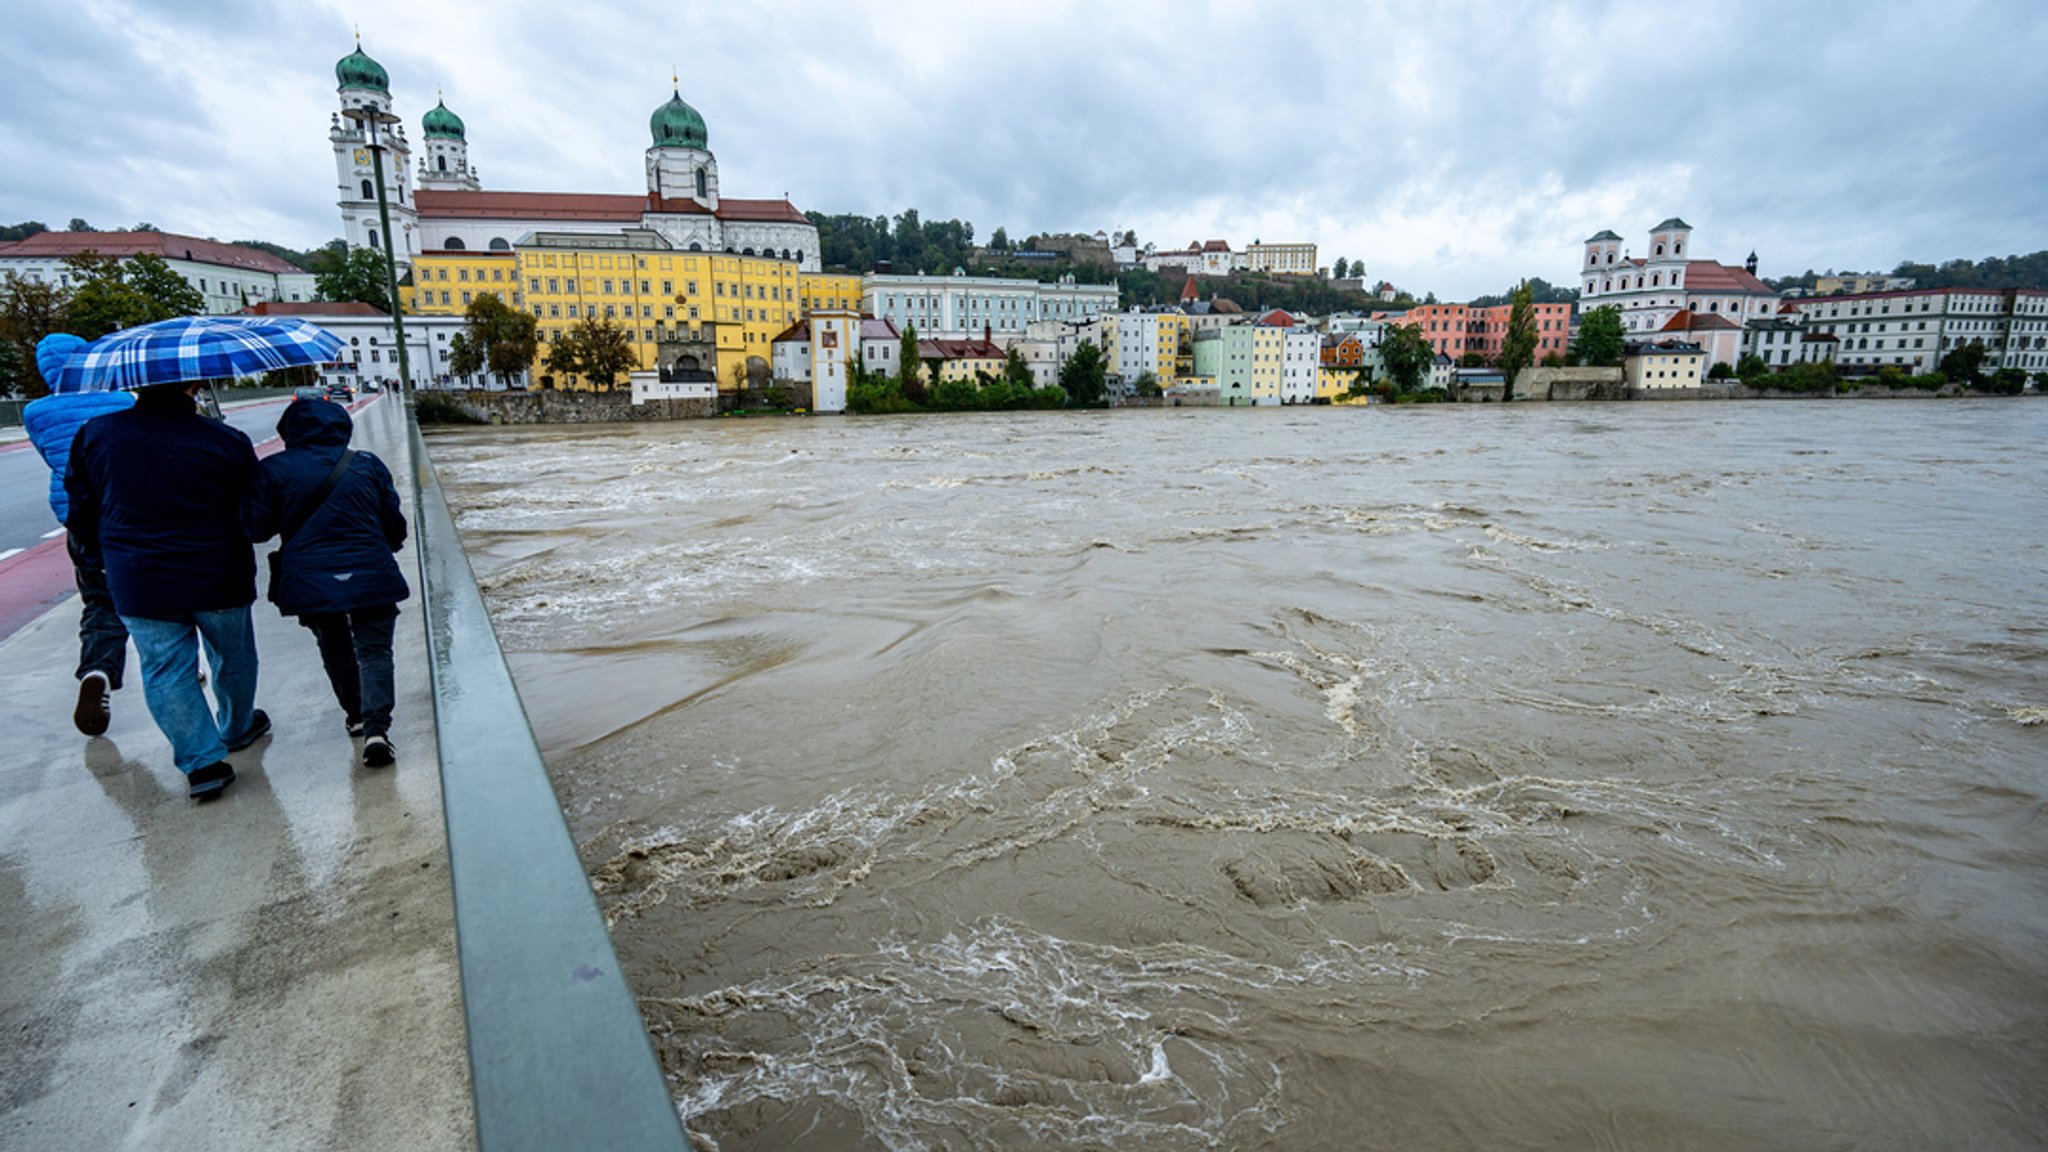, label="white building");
[1786,287,2048,375]
[0,231,315,315]
[1624,339,1706,392]
[1741,309,1840,369]
[1578,218,1780,336]
[328,42,820,274]
[1281,325,1321,404]
[769,314,903,412]
[1142,240,1242,277]
[863,270,1117,342]
[1010,319,1089,388]
[1246,242,1318,276]
[243,301,500,391]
